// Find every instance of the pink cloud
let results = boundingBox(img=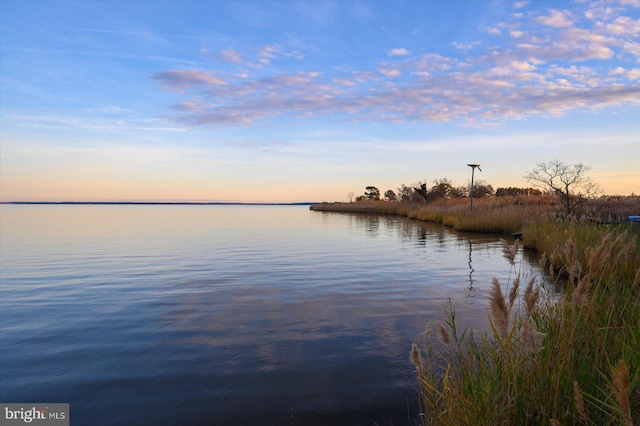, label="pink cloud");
[152,70,226,91]
[607,16,640,35]
[159,63,639,126]
[536,10,573,28]
[218,49,242,63]
[389,48,410,56]
[257,43,304,65]
[378,68,401,77]
[152,3,640,127]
